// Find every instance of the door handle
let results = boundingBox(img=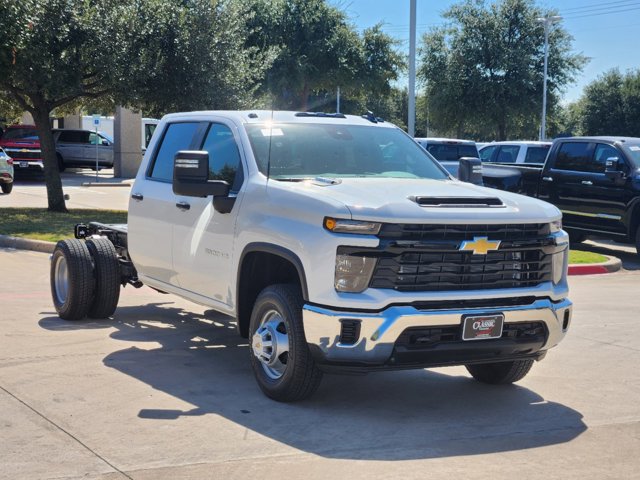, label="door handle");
[581,180,593,186]
[542,176,553,182]
[131,193,144,201]
[176,201,191,211]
